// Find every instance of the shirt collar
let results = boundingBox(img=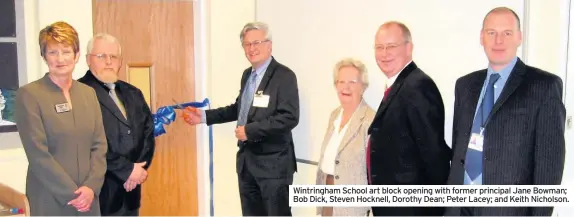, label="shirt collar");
[252,56,273,76]
[487,56,517,81]
[386,60,412,88]
[88,70,117,91]
[105,82,116,90]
